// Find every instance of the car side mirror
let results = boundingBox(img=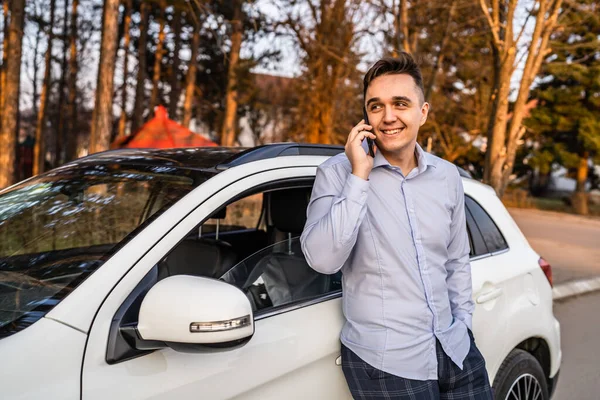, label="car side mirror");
[135,275,254,351]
